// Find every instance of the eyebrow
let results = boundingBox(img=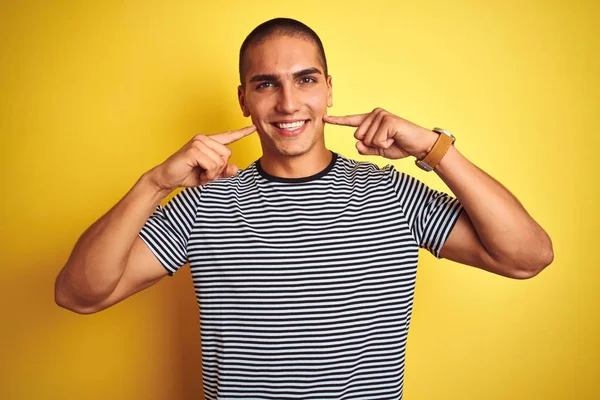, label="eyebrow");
[248,67,323,83]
